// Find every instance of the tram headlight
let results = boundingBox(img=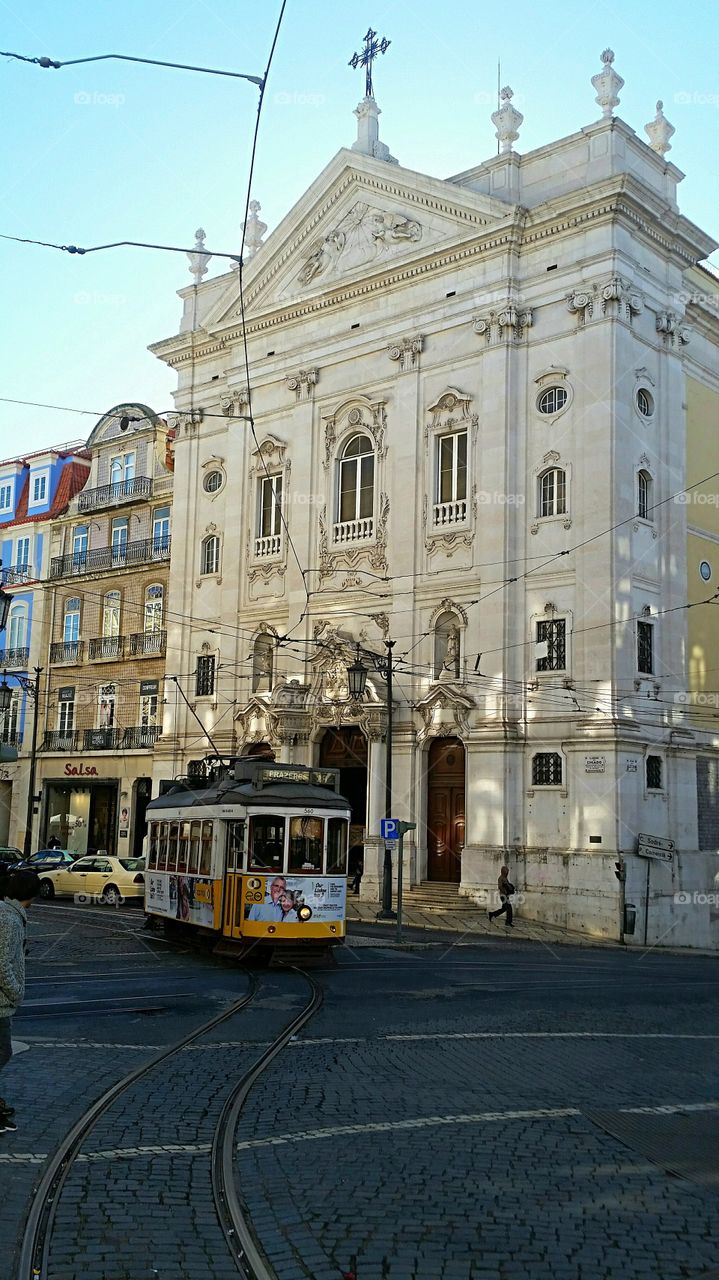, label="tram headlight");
[297,904,313,922]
